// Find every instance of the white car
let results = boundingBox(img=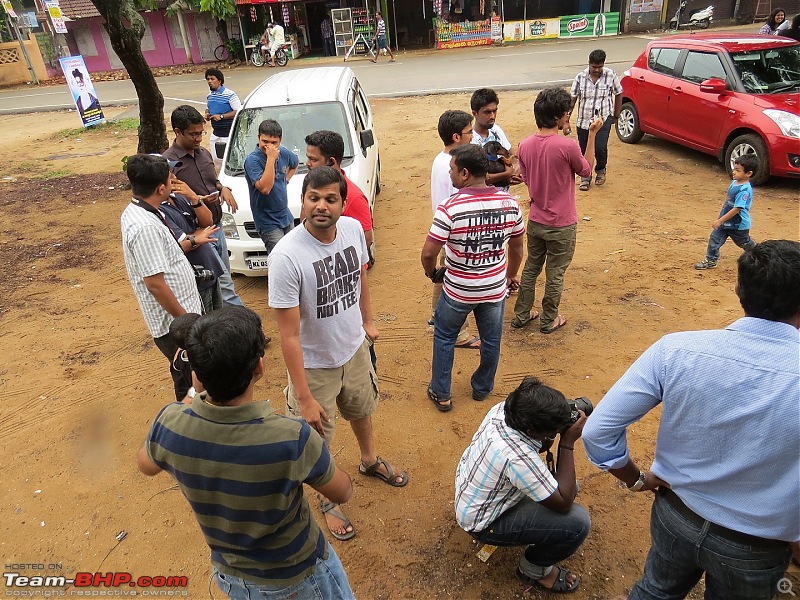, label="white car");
[219,66,380,276]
